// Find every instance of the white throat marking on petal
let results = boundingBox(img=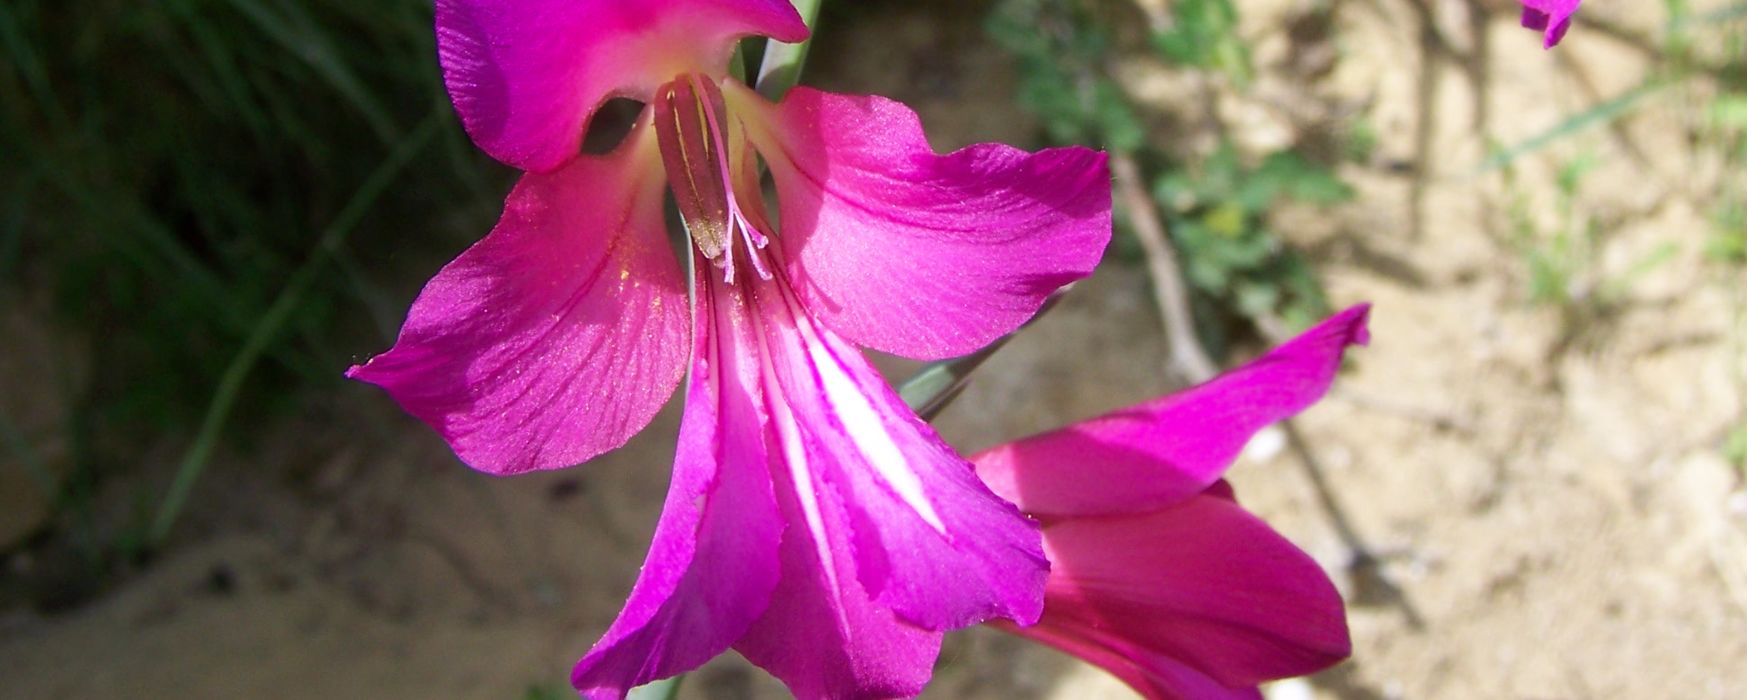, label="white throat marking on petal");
[746,289,851,625]
[786,300,949,536]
